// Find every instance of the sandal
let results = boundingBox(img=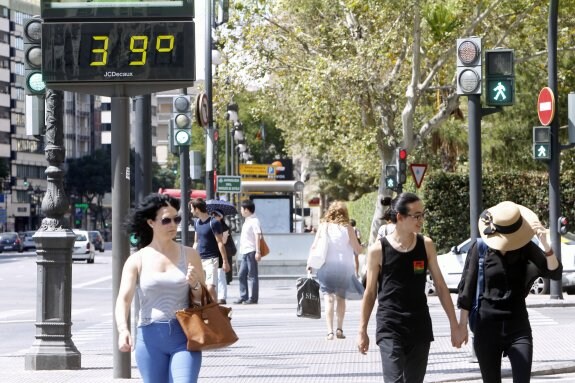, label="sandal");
[336,328,346,339]
[326,332,334,340]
